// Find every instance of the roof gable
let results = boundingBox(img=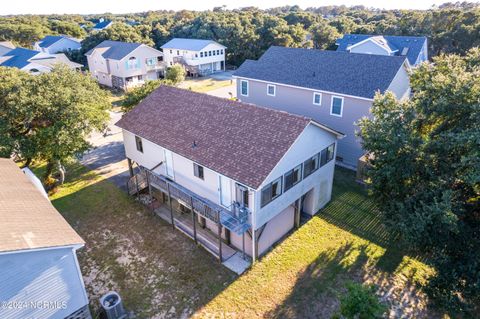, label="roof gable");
[85,40,143,60]
[161,38,226,51]
[336,34,427,65]
[0,159,84,252]
[234,46,406,99]
[94,20,112,29]
[116,86,316,189]
[38,35,64,48]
